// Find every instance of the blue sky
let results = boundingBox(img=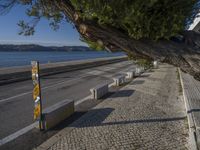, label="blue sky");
[0,5,87,46]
